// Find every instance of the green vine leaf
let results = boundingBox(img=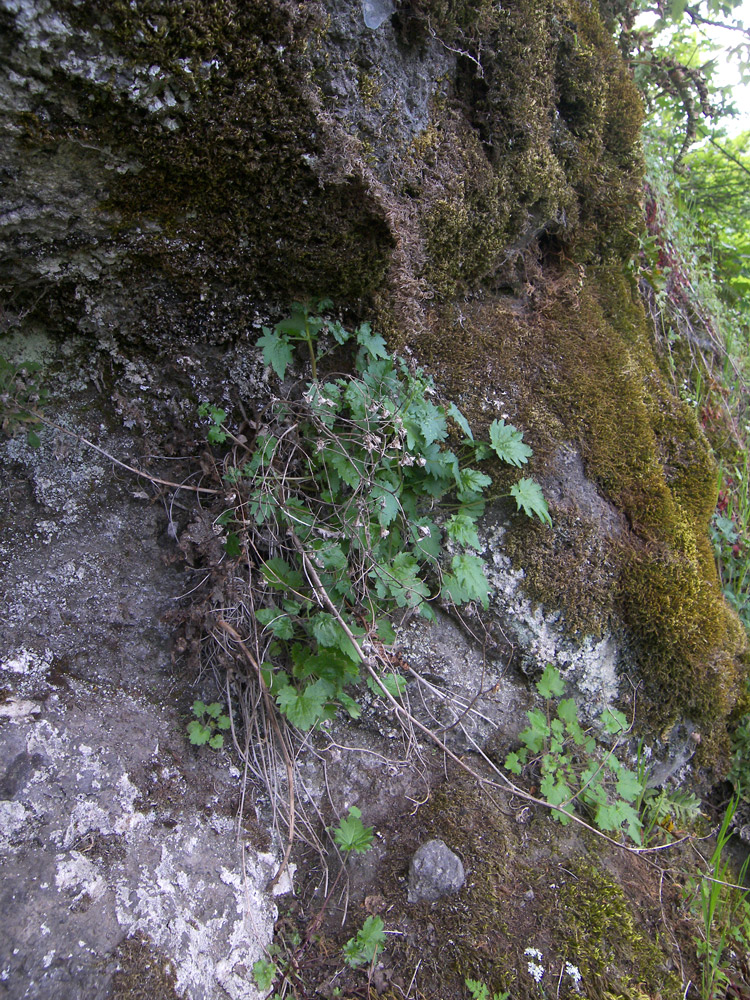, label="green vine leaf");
[276,679,331,730]
[333,806,374,854]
